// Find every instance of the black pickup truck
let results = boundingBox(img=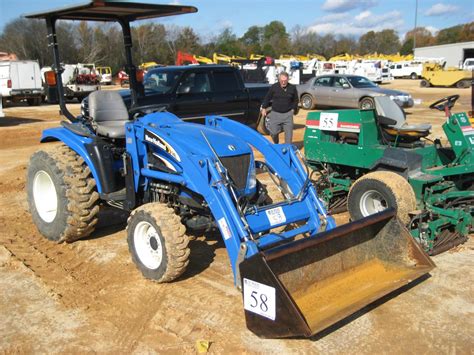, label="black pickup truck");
[82,65,270,126]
